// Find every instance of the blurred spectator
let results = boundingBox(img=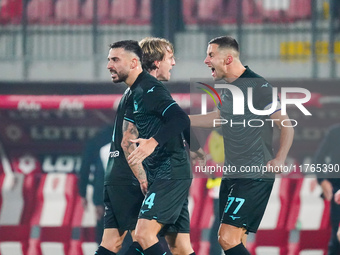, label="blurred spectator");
[203,129,224,255]
[314,124,340,255]
[78,124,133,253]
[335,190,340,243]
[78,125,112,244]
[335,189,340,204]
